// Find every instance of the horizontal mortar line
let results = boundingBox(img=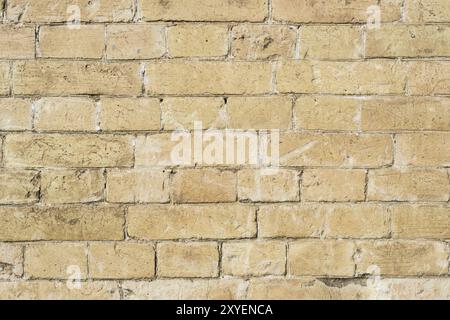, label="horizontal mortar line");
[4,93,450,99]
[4,93,450,98]
[6,20,450,26]
[5,56,450,63]
[1,129,450,135]
[1,200,449,209]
